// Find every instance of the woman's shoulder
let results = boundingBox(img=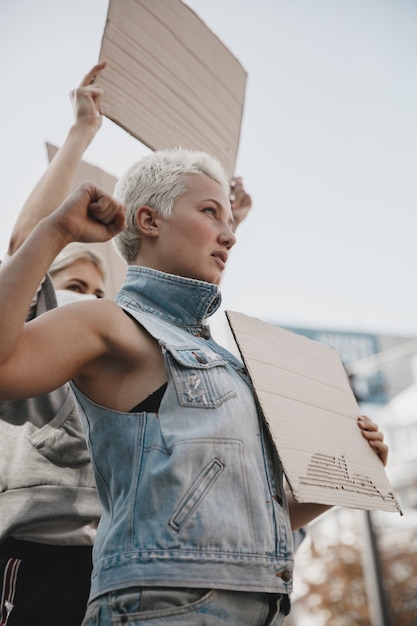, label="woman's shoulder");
[88,298,154,358]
